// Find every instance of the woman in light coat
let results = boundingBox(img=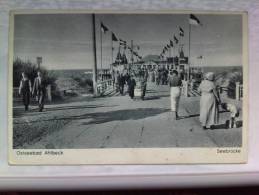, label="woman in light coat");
[168,70,182,120]
[198,72,220,130]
